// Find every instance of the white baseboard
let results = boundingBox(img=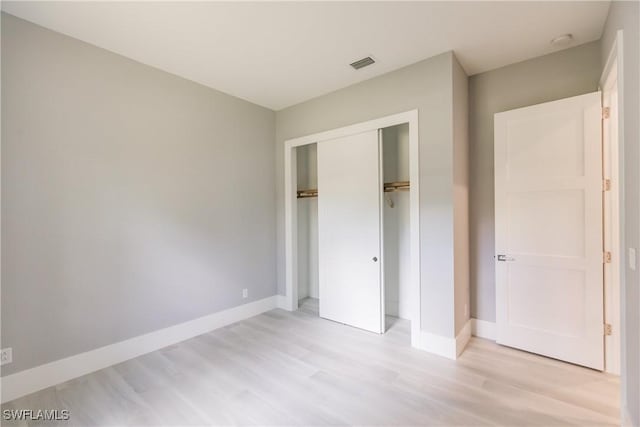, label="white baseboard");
[471,318,496,340]
[416,330,457,359]
[1,296,278,404]
[276,294,291,310]
[415,320,471,360]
